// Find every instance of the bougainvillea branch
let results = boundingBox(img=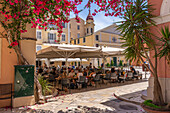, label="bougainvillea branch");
[0,0,133,64]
